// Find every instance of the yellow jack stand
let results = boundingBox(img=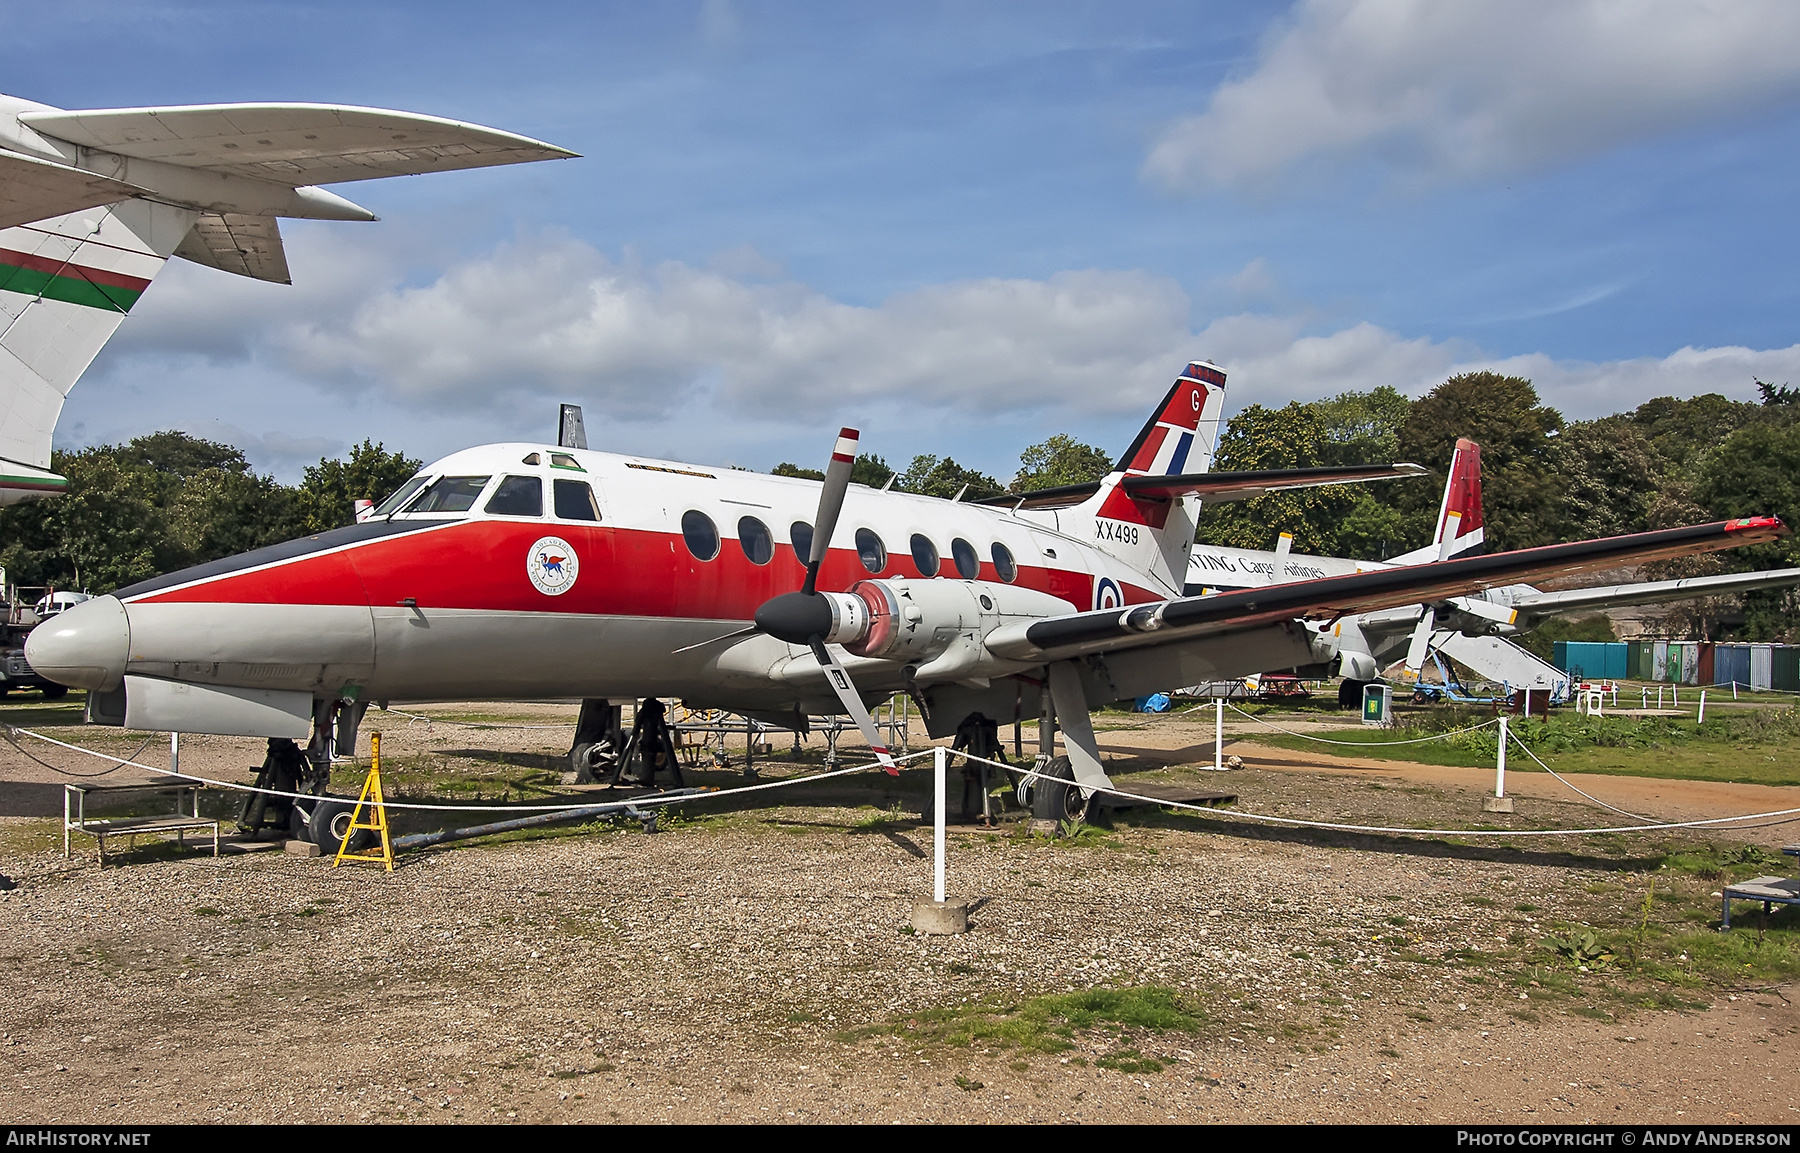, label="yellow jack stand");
[334,730,395,871]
